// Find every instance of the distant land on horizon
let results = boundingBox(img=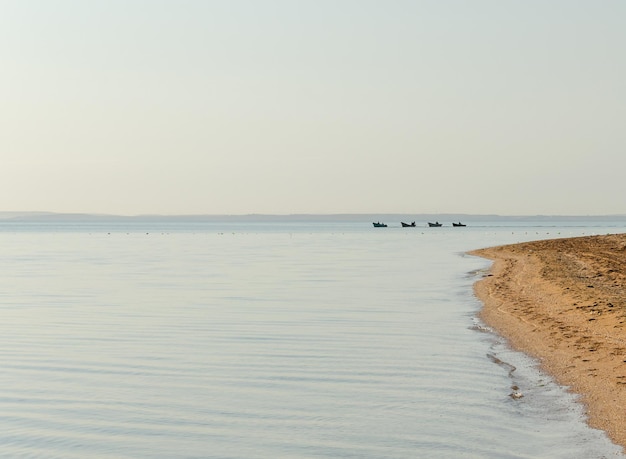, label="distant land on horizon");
[1,212,626,223]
